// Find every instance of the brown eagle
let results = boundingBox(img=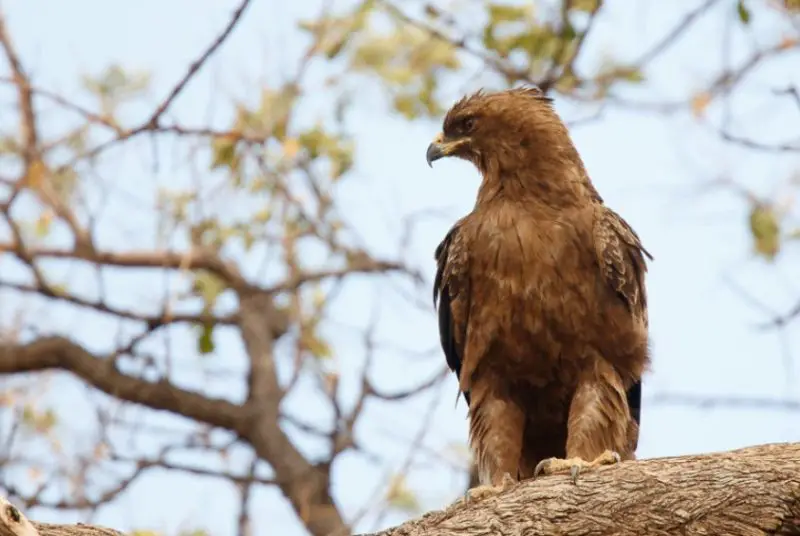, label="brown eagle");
[428,87,651,496]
